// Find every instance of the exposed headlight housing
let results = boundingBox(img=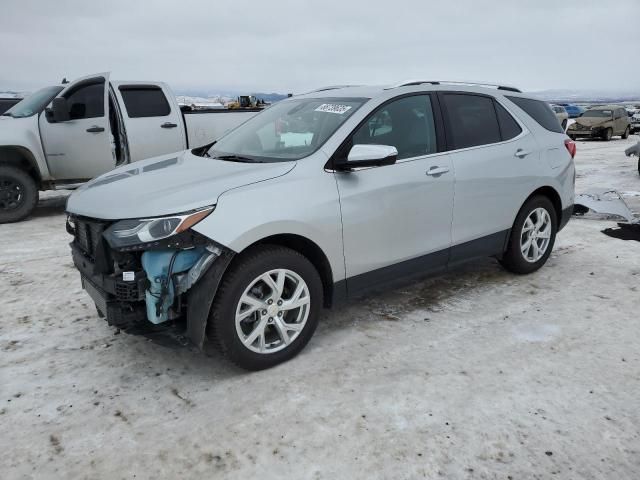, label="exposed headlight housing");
[104,206,214,249]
